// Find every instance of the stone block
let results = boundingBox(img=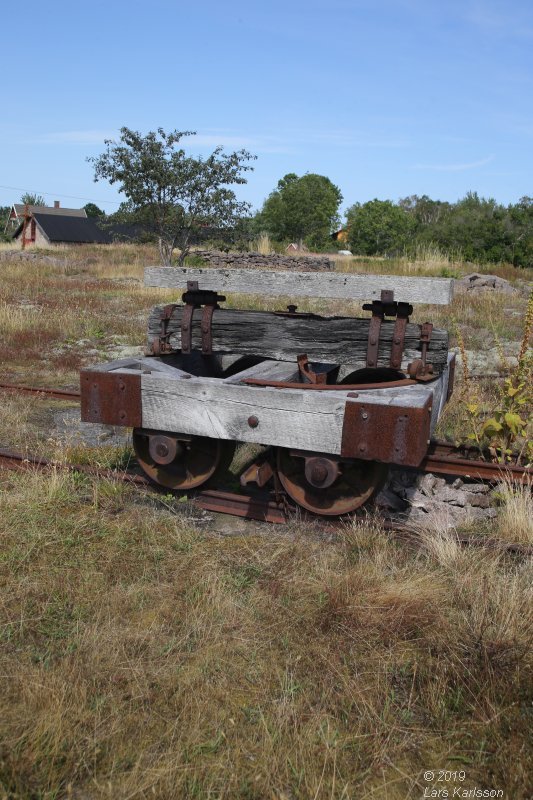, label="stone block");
[465,507,497,521]
[461,483,490,494]
[403,488,430,508]
[465,492,492,508]
[374,488,406,512]
[438,486,467,506]
[417,473,437,496]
